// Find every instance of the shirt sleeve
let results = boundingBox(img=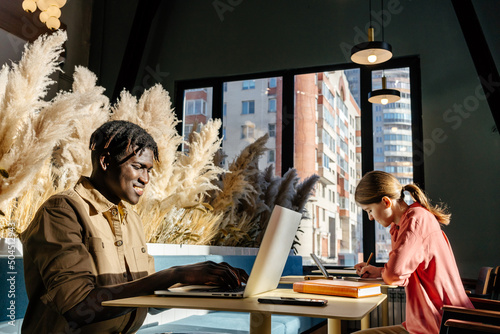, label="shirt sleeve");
[382,216,426,286]
[23,196,96,315]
